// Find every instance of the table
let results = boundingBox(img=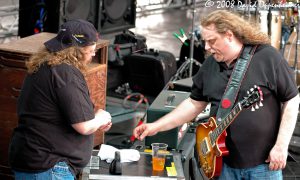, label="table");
[80,150,185,180]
